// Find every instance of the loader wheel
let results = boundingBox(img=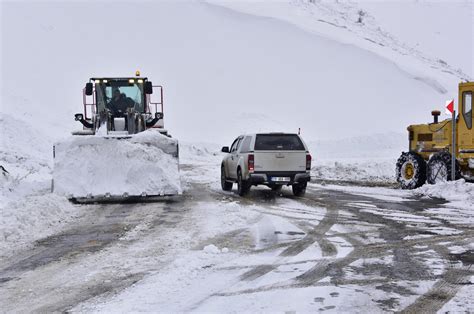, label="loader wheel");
[396,152,426,189]
[237,169,250,196]
[221,166,233,191]
[427,152,461,185]
[292,182,307,196]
